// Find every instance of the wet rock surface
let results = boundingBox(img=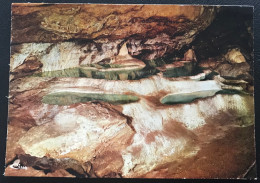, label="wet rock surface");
[5,3,255,179]
[5,75,255,178]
